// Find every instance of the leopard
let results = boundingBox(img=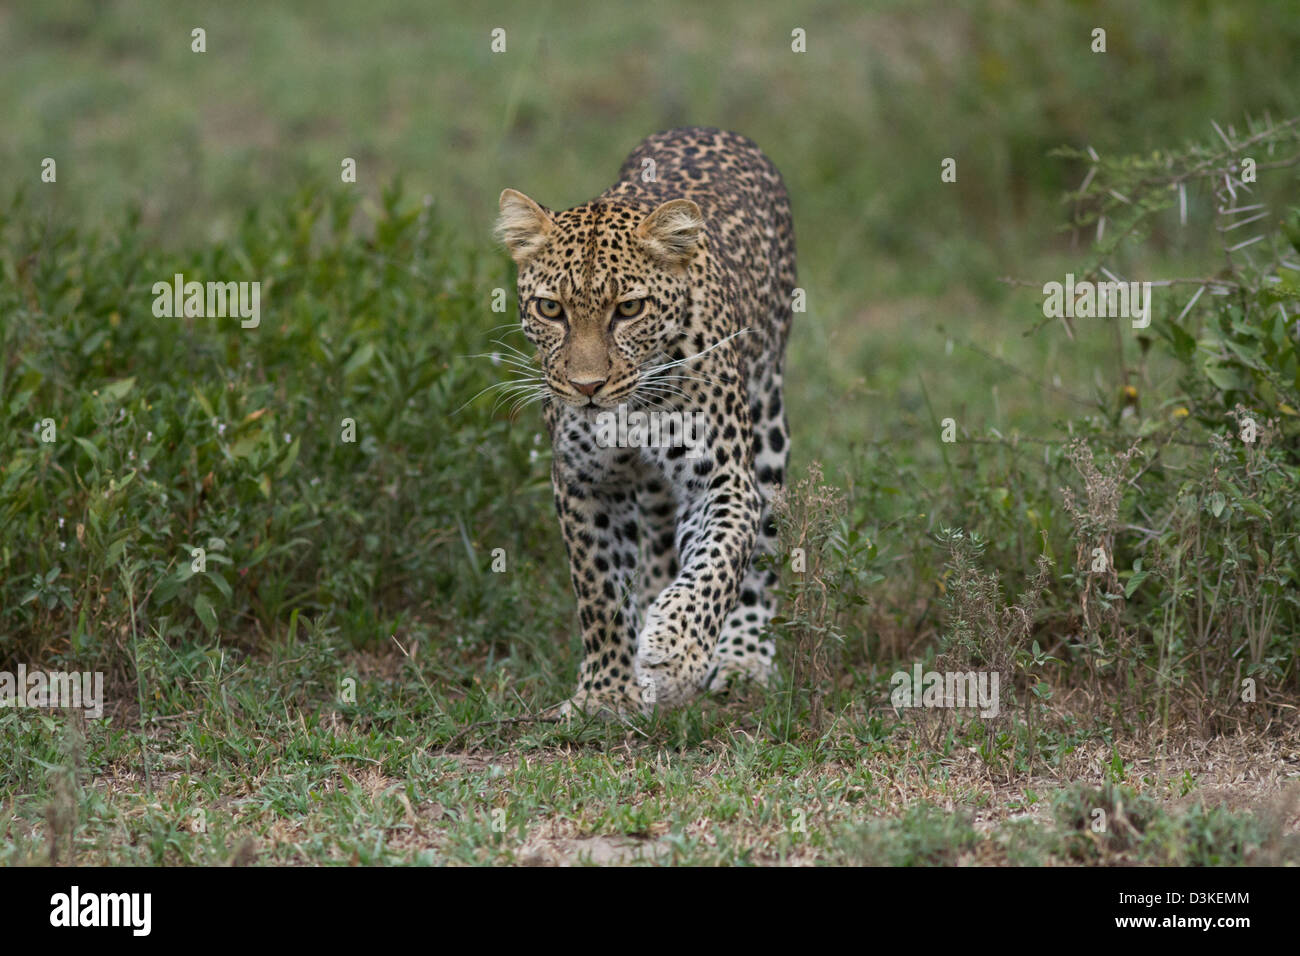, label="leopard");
[494,127,796,715]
